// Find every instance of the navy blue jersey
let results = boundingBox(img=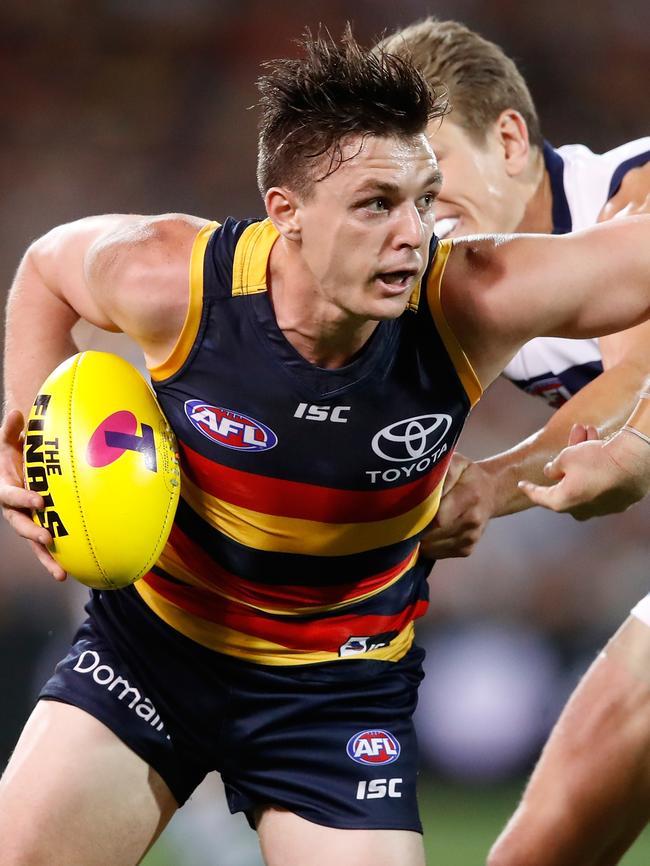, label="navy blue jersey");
[136,218,480,664]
